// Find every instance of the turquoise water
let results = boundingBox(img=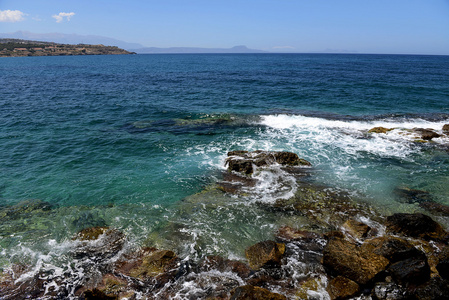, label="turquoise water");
[1,54,449,295]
